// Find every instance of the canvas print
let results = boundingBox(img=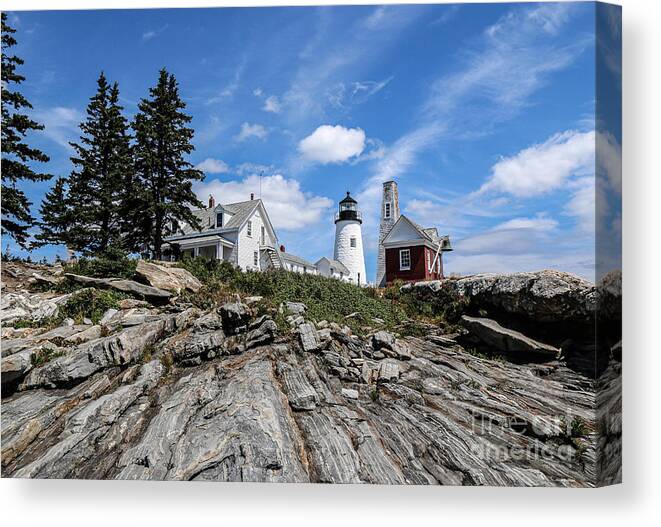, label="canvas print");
[1,2,621,486]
